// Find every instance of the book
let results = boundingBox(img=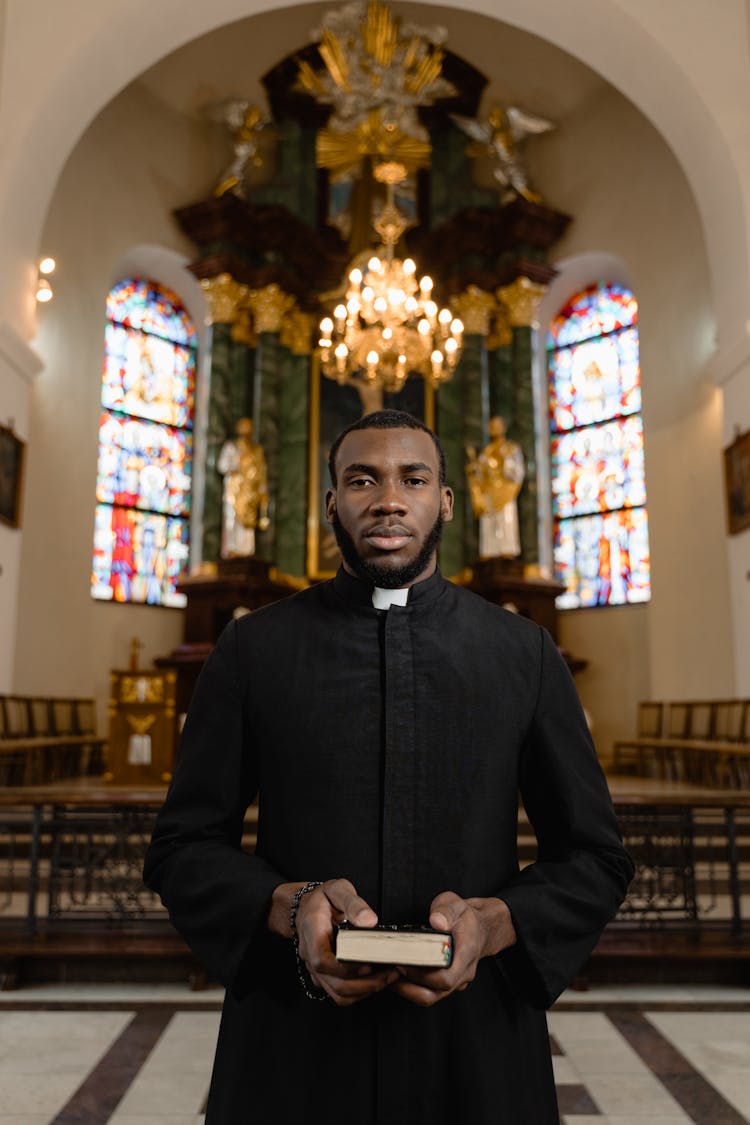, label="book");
[334,922,454,968]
